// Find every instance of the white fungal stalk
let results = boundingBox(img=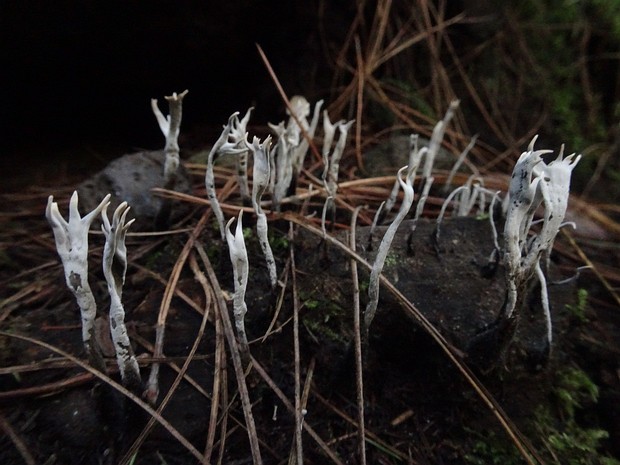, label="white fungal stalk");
[205,112,247,239]
[321,111,341,179]
[320,111,354,234]
[226,210,250,355]
[101,202,141,390]
[268,97,323,210]
[247,135,278,288]
[365,165,415,333]
[229,107,254,203]
[535,261,552,347]
[384,136,427,217]
[46,191,111,370]
[322,114,355,198]
[289,96,323,175]
[527,145,581,270]
[436,176,498,240]
[445,134,478,191]
[407,135,426,178]
[286,96,310,147]
[423,99,459,178]
[502,136,581,349]
[487,191,502,262]
[151,89,189,181]
[268,121,292,210]
[503,138,549,320]
[455,177,481,217]
[413,100,459,230]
